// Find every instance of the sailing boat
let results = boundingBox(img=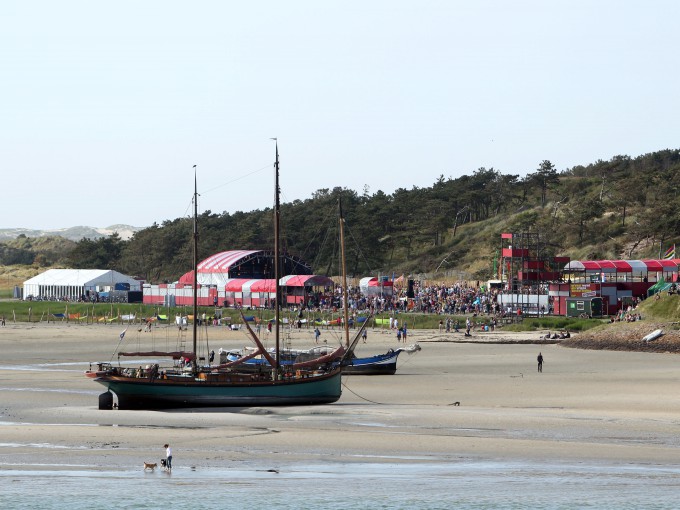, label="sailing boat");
[223,199,376,372]
[89,147,359,410]
[334,199,421,375]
